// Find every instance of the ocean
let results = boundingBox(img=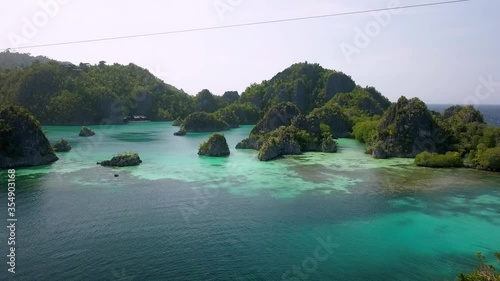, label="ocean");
[1,105,500,281]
